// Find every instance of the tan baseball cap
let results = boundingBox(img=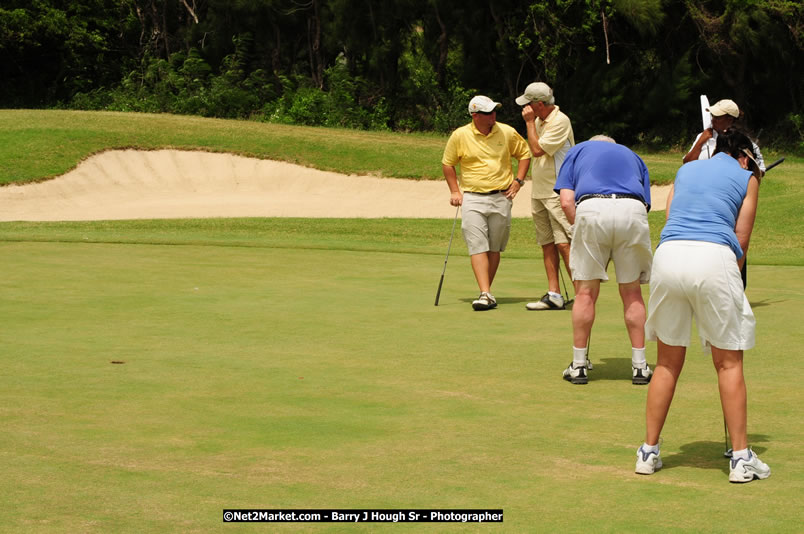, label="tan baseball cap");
[708,99,740,118]
[515,82,555,106]
[468,95,501,114]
